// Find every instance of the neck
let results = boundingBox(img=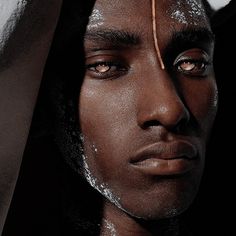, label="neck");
[100,202,180,236]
